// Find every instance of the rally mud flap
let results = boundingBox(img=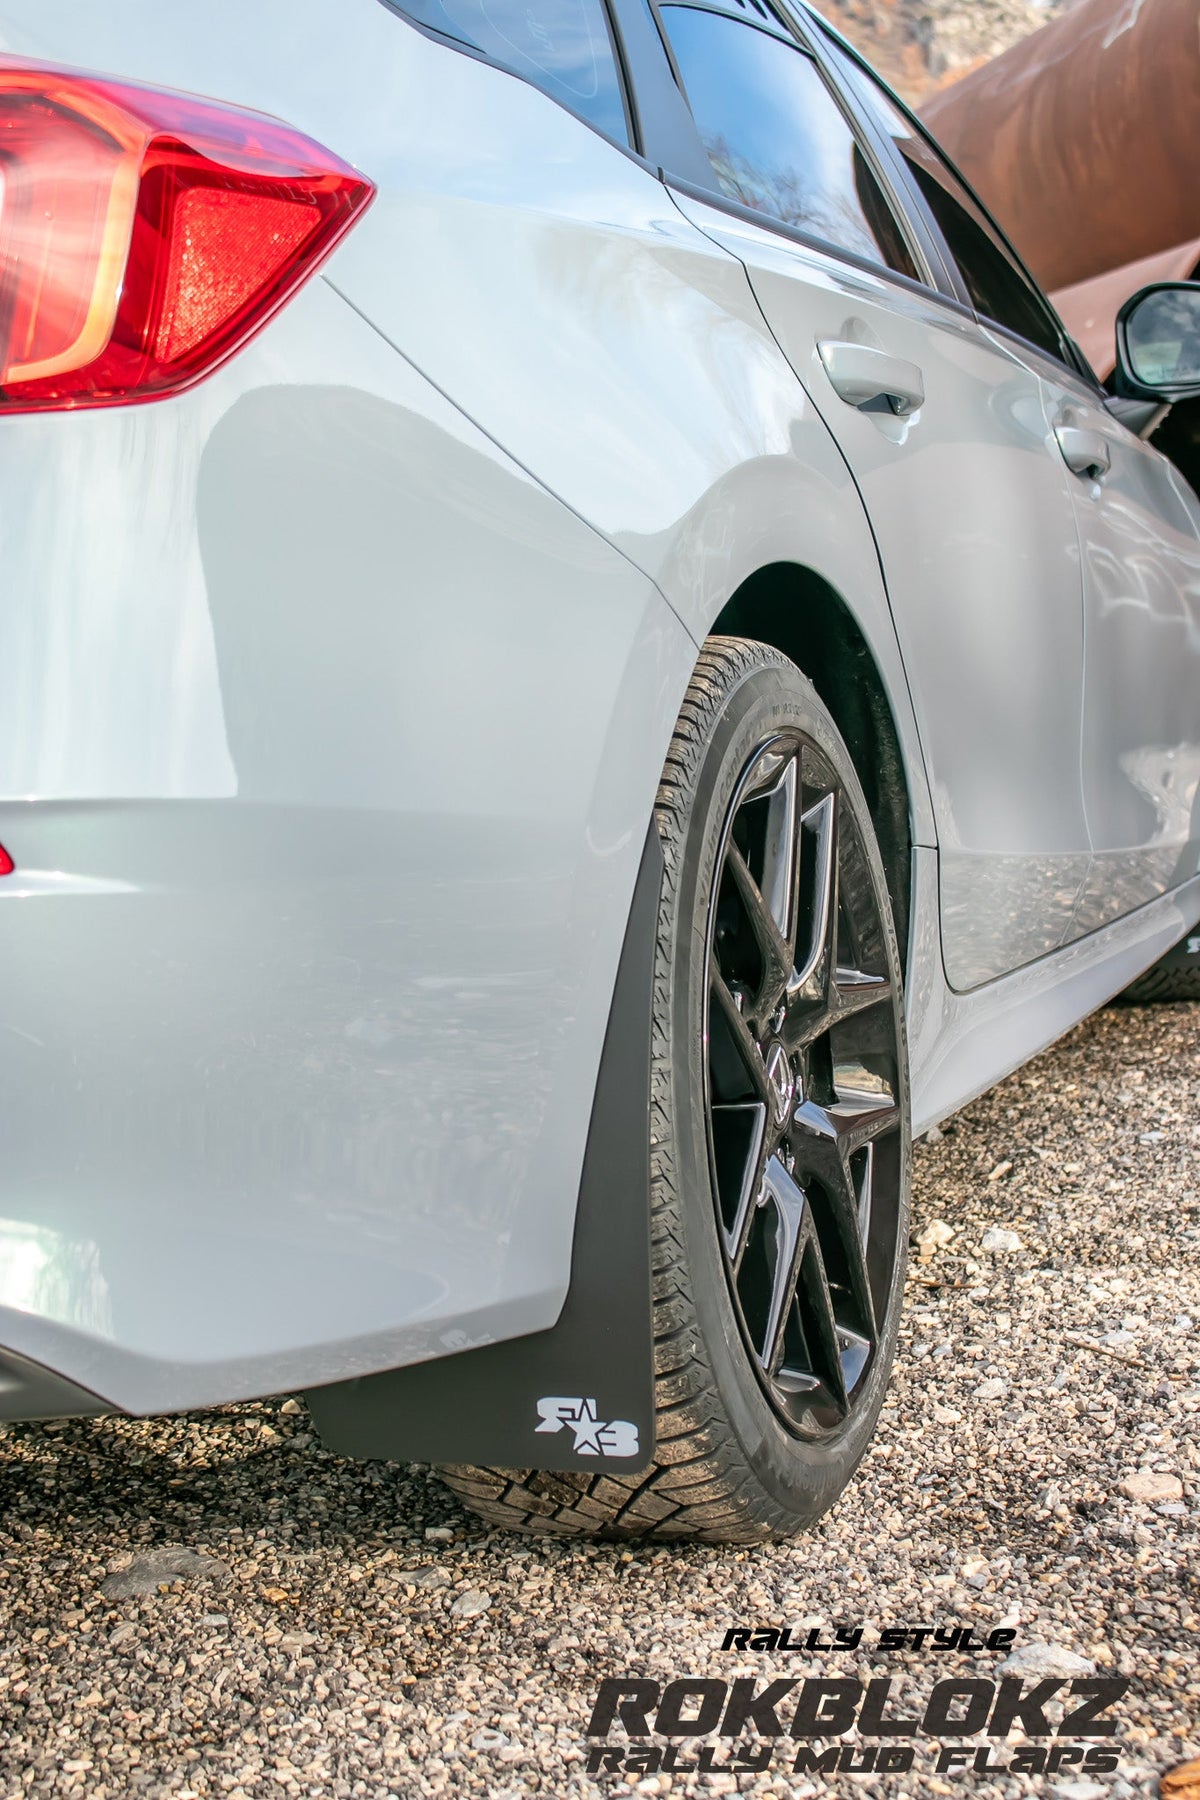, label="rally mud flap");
[304,829,660,1473]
